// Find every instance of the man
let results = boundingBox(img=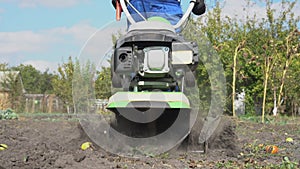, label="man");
[112,0,206,25]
